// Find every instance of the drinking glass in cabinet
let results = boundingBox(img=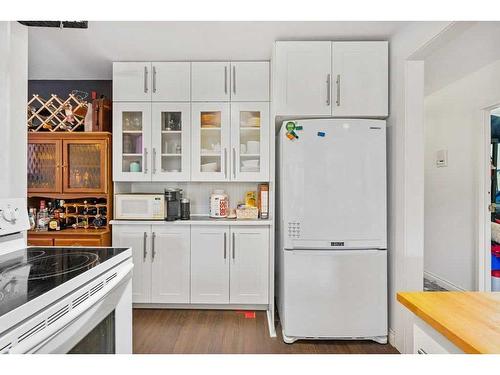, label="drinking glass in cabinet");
[121,111,143,173]
[239,111,261,173]
[68,144,102,189]
[161,111,183,173]
[200,111,222,173]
